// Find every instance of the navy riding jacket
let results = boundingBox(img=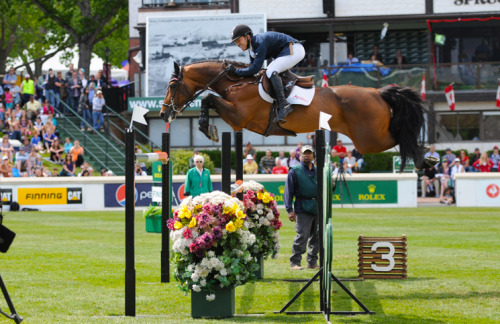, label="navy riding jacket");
[234,31,298,77]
